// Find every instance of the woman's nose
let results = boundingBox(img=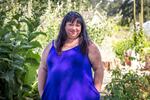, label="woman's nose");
[72,25,77,30]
